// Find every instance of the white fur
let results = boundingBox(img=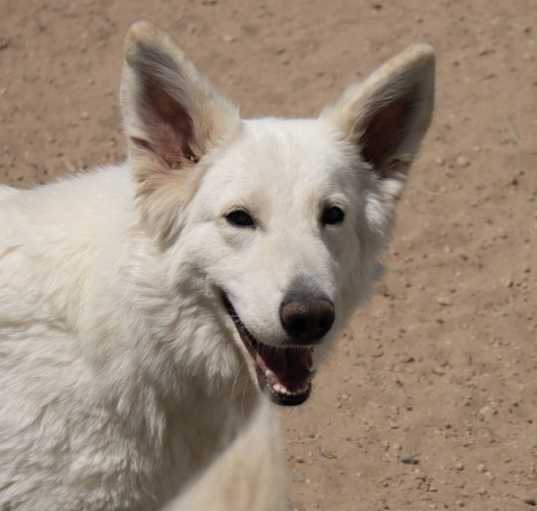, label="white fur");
[0,22,434,510]
[165,399,289,511]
